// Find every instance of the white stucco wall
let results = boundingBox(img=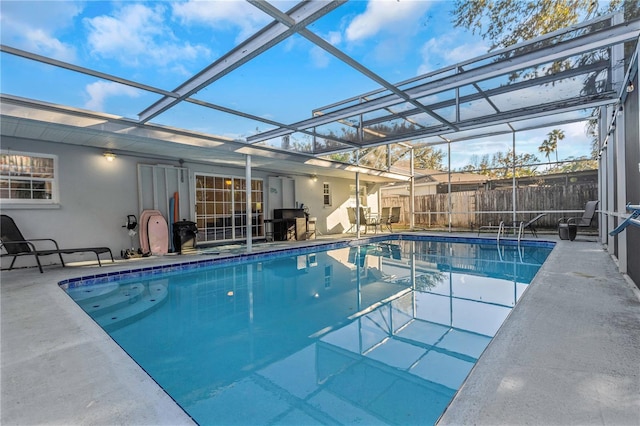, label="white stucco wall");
[1,138,372,269]
[381,182,437,197]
